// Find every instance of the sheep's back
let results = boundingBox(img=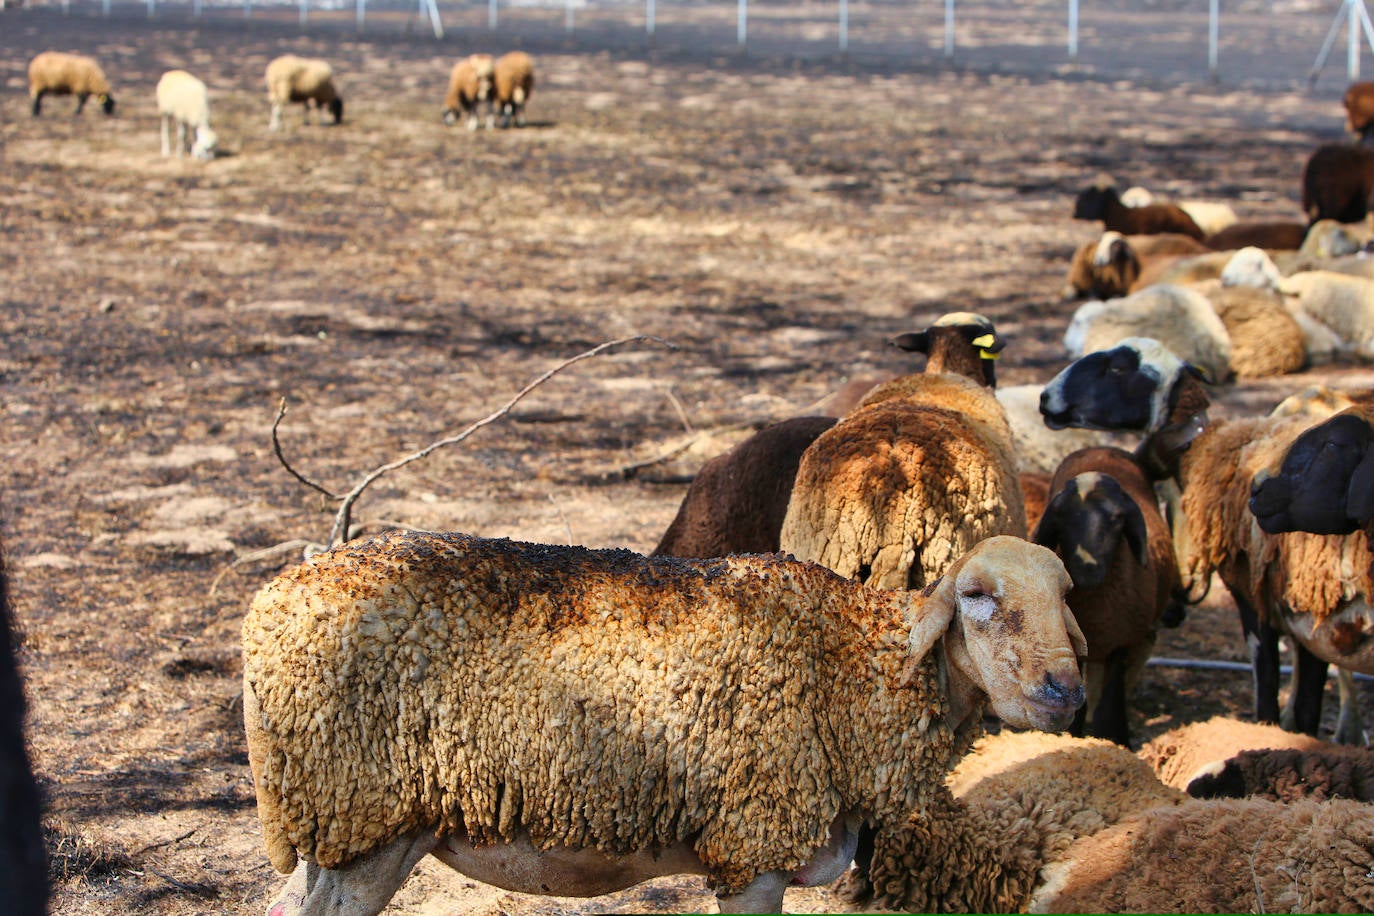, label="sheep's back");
[243,531,946,889]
